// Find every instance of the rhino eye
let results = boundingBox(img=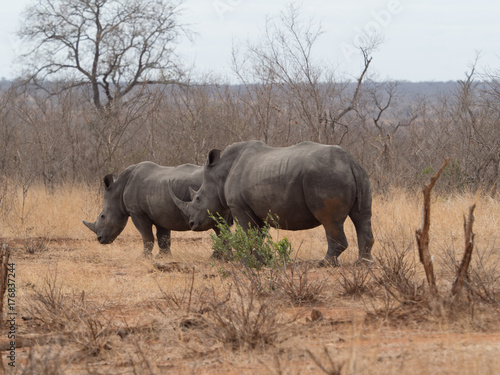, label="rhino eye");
[100,214,105,219]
